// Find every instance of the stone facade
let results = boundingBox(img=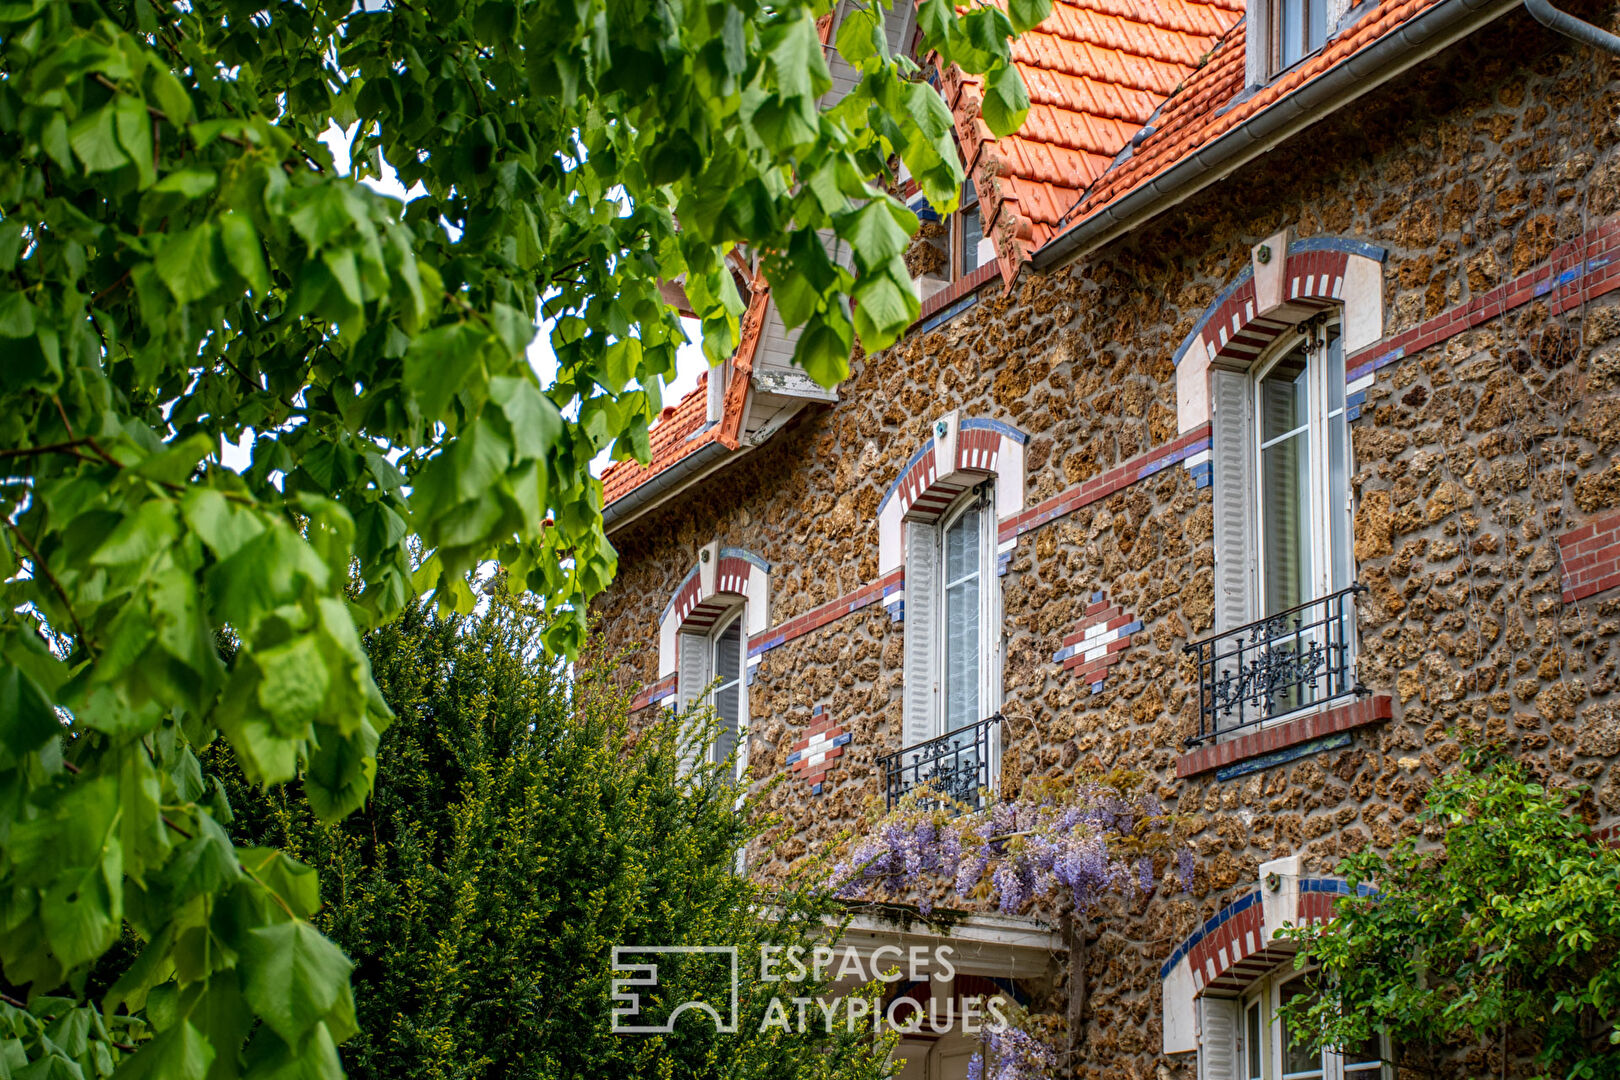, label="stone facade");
[590,10,1620,1079]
